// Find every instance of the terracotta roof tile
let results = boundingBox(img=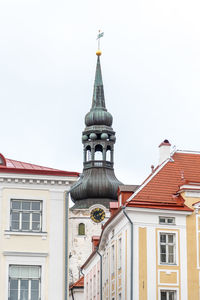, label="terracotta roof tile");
[69,276,84,289]
[127,151,200,210]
